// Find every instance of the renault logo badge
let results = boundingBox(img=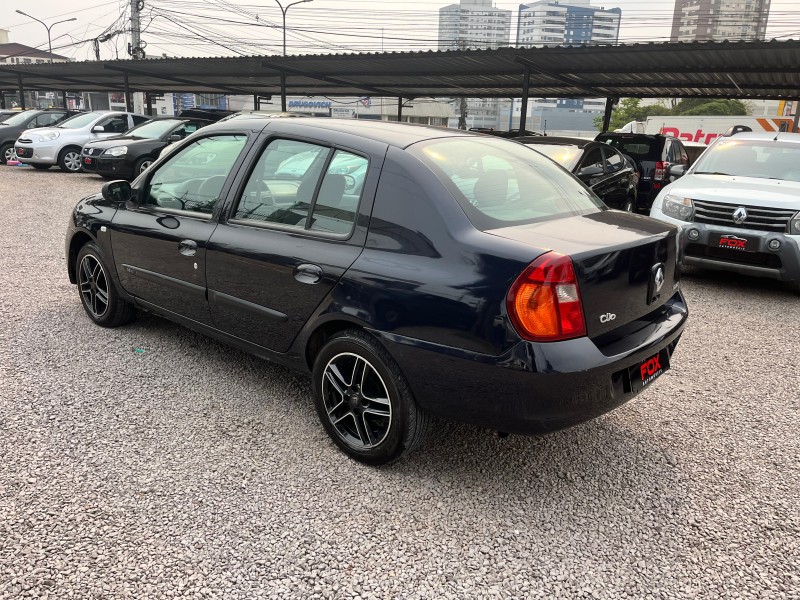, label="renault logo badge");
[654,266,665,293]
[732,207,748,225]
